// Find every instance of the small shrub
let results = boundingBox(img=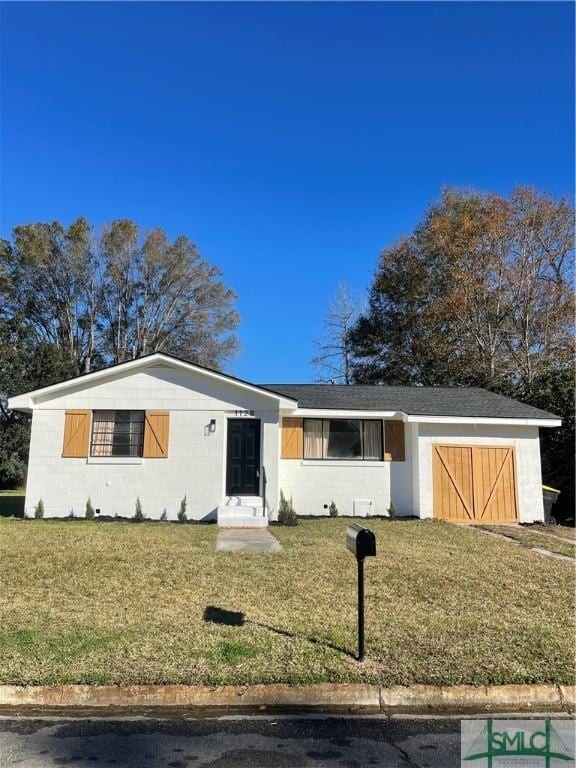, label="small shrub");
[68,510,75,520]
[34,499,44,519]
[160,508,168,522]
[134,497,144,522]
[278,490,298,526]
[85,498,95,520]
[177,495,188,523]
[328,500,338,517]
[387,500,396,519]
